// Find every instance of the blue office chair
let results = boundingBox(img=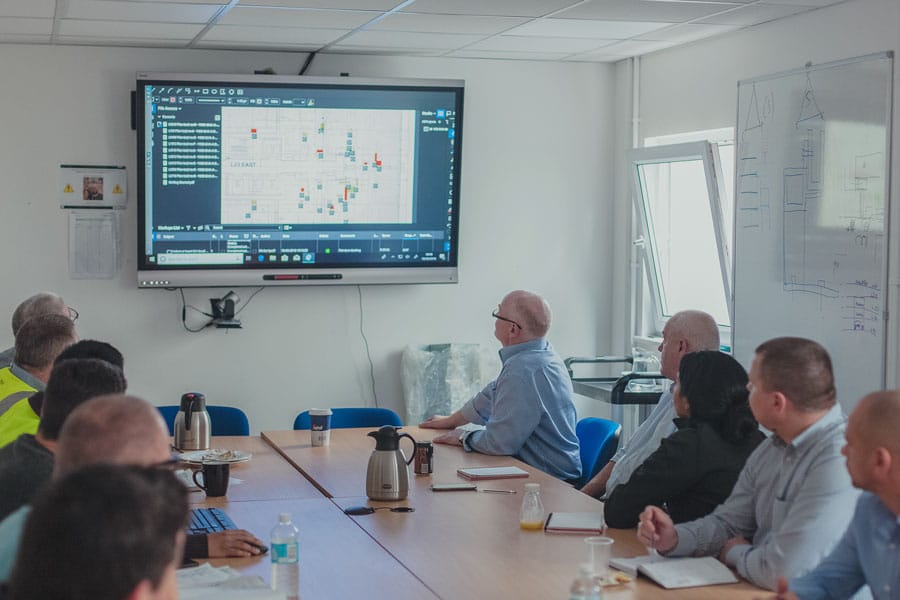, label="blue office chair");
[575,417,622,488]
[157,405,250,436]
[293,407,402,430]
